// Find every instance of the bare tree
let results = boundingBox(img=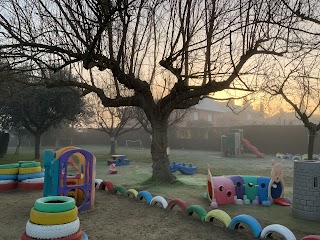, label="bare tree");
[0,0,297,182]
[86,94,141,154]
